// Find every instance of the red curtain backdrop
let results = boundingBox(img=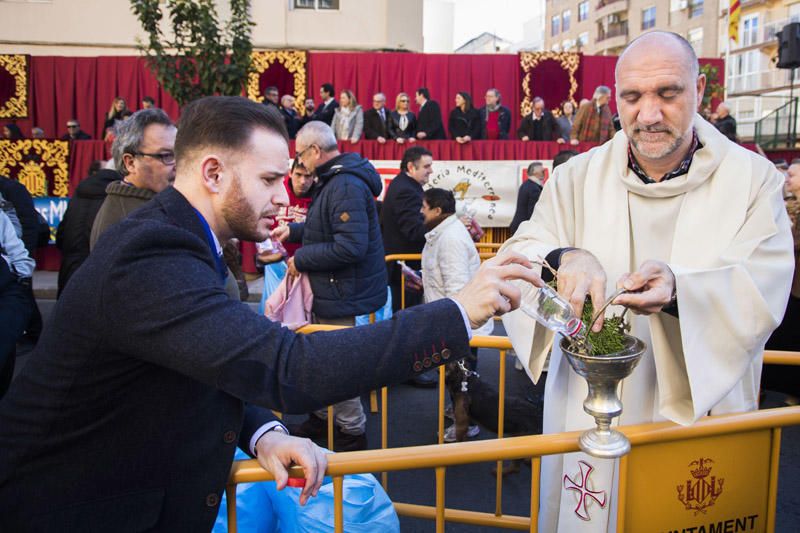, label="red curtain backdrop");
[11,56,180,141]
[68,140,110,194]
[0,64,17,112]
[306,52,521,139]
[259,62,296,101]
